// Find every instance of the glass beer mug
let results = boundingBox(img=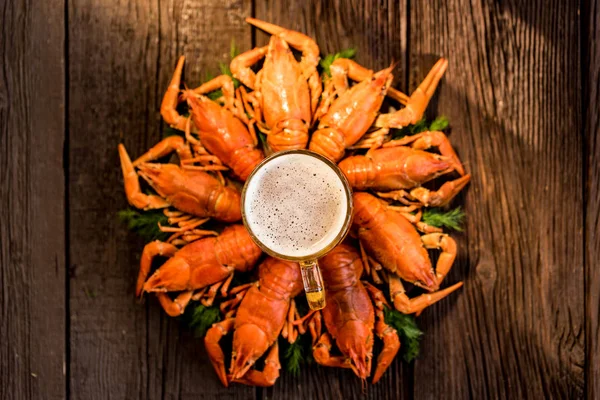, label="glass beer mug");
[241,150,353,310]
